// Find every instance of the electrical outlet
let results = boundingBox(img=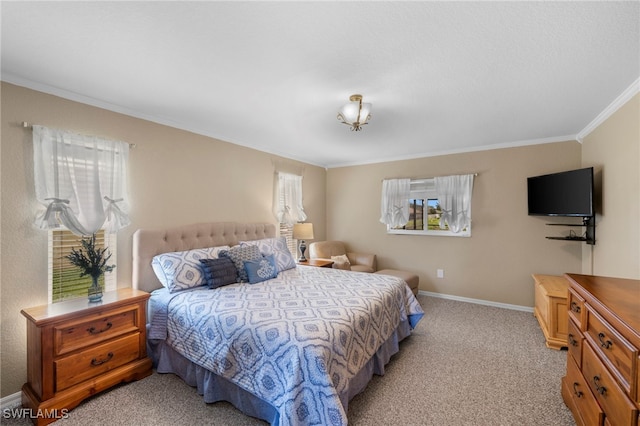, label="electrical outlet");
[437,269,444,279]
